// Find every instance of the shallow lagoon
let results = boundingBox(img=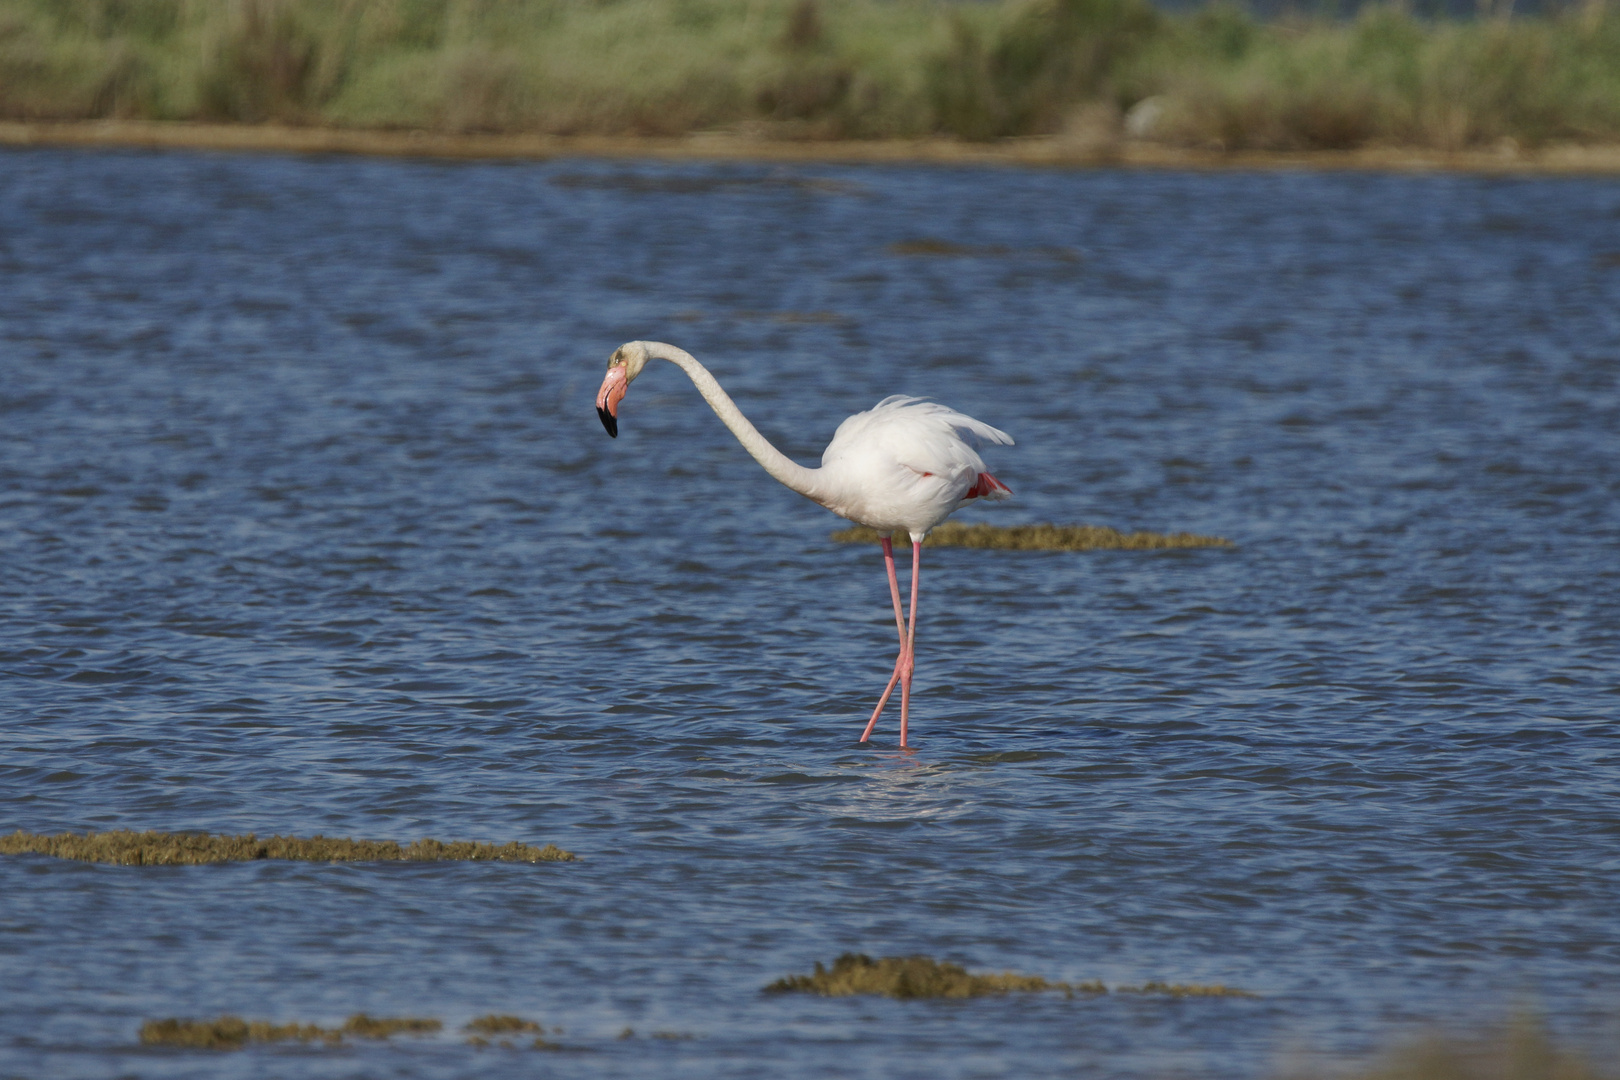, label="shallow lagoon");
[1,146,1617,1078]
